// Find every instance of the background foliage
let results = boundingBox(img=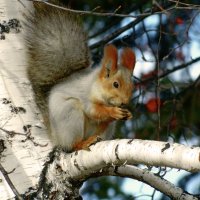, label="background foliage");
[62,0,200,199]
